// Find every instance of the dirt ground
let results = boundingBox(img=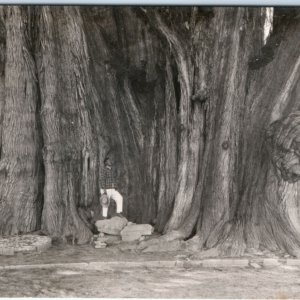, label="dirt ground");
[0,244,299,298]
[0,243,181,266]
[1,263,300,298]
